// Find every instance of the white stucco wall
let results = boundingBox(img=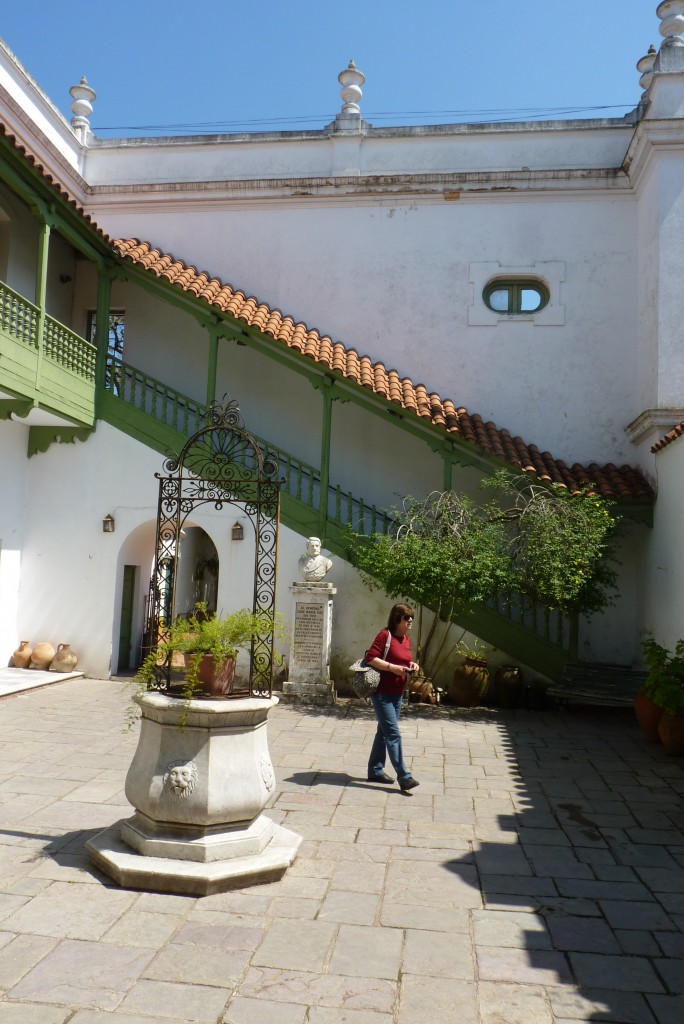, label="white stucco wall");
[0,423,28,662]
[83,122,634,186]
[0,180,39,300]
[95,191,640,467]
[7,422,402,680]
[640,438,684,650]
